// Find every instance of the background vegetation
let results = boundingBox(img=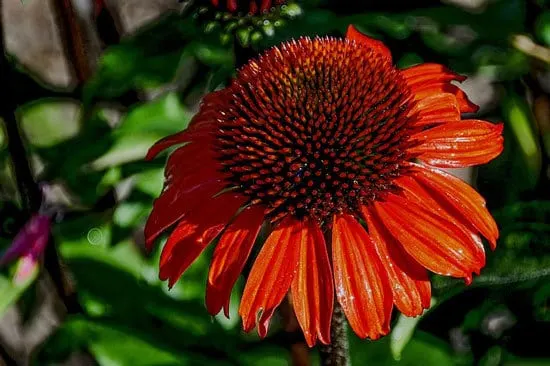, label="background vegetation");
[1,0,550,365]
